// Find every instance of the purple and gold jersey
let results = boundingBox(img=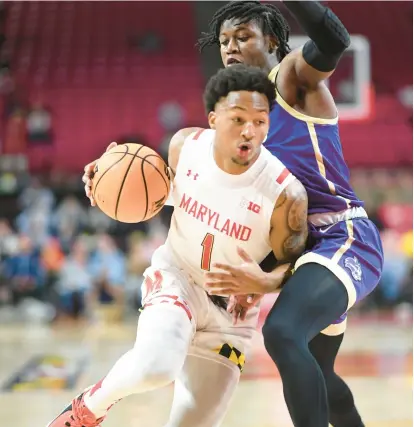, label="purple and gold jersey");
[265,66,364,215]
[264,66,383,335]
